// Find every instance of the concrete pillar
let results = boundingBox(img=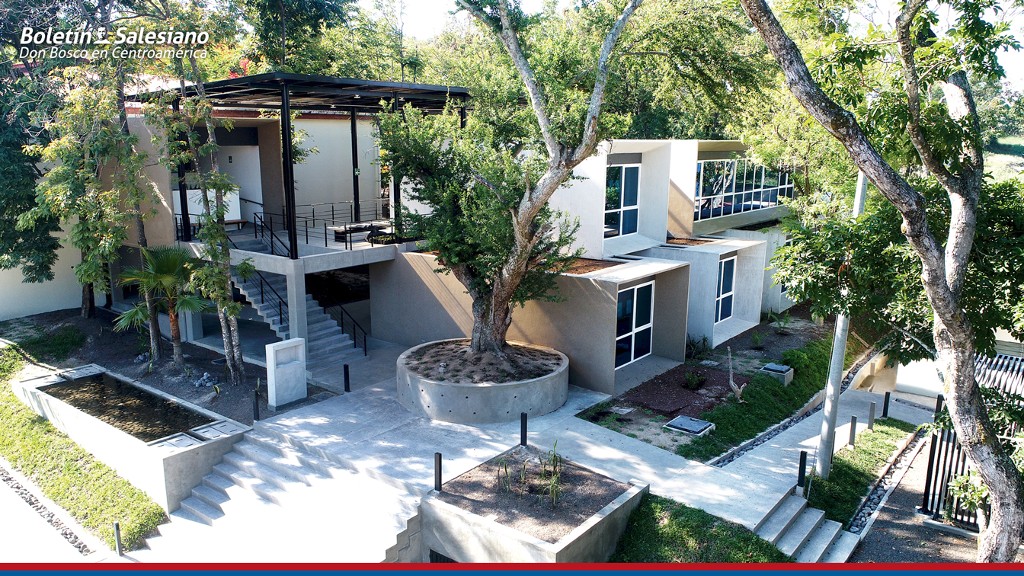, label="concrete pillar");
[180,310,204,342]
[285,258,307,341]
